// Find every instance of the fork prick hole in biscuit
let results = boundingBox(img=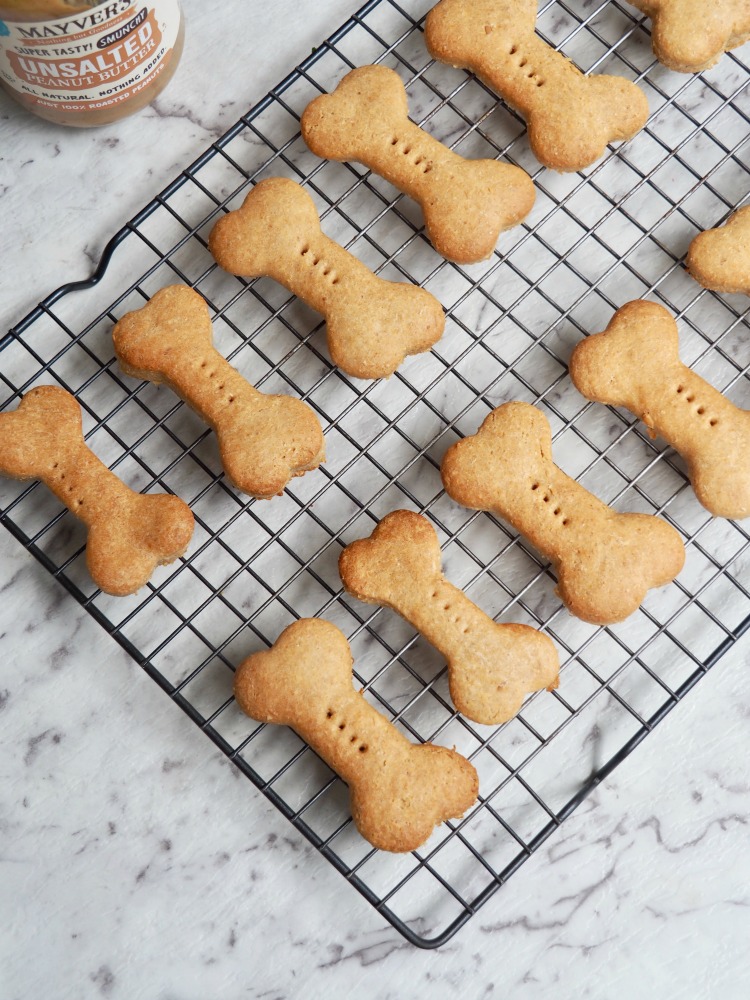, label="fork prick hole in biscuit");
[710,419,718,427]
[359,745,367,753]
